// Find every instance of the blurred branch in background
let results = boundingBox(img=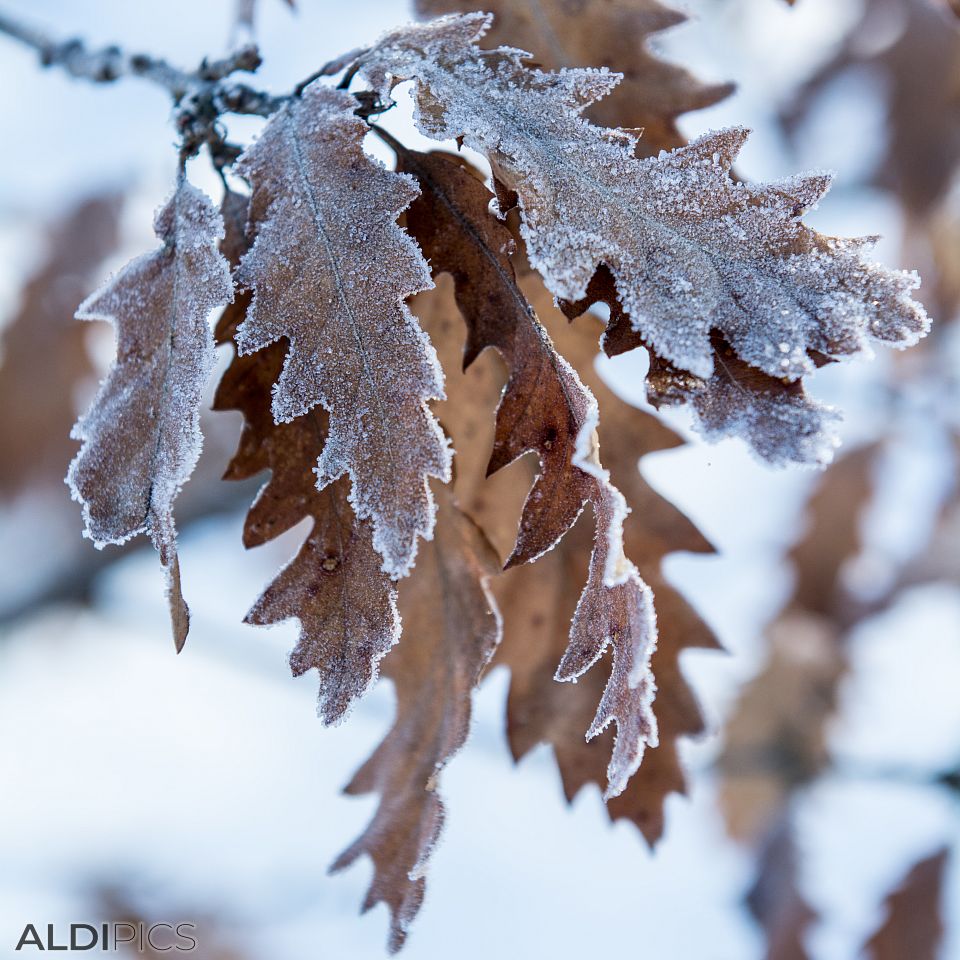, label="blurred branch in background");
[717,4,960,953]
